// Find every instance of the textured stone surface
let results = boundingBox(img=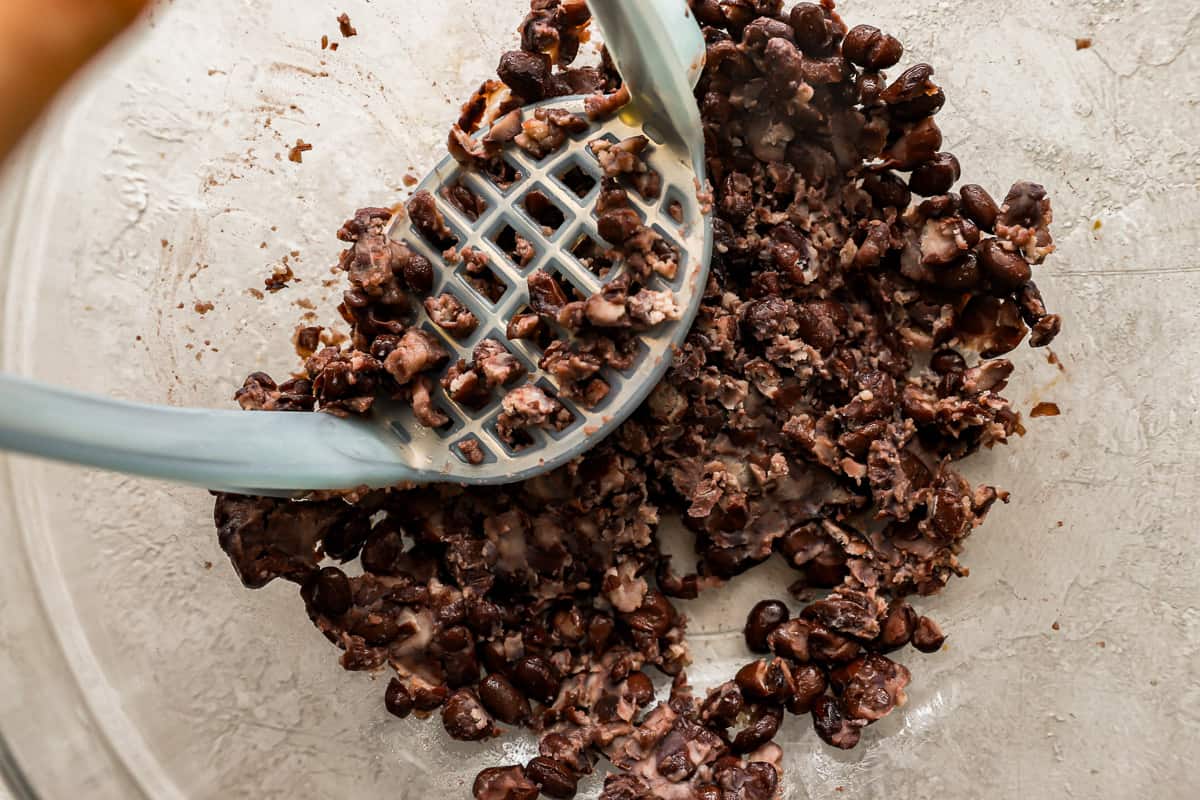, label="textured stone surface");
[0,0,1197,798]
